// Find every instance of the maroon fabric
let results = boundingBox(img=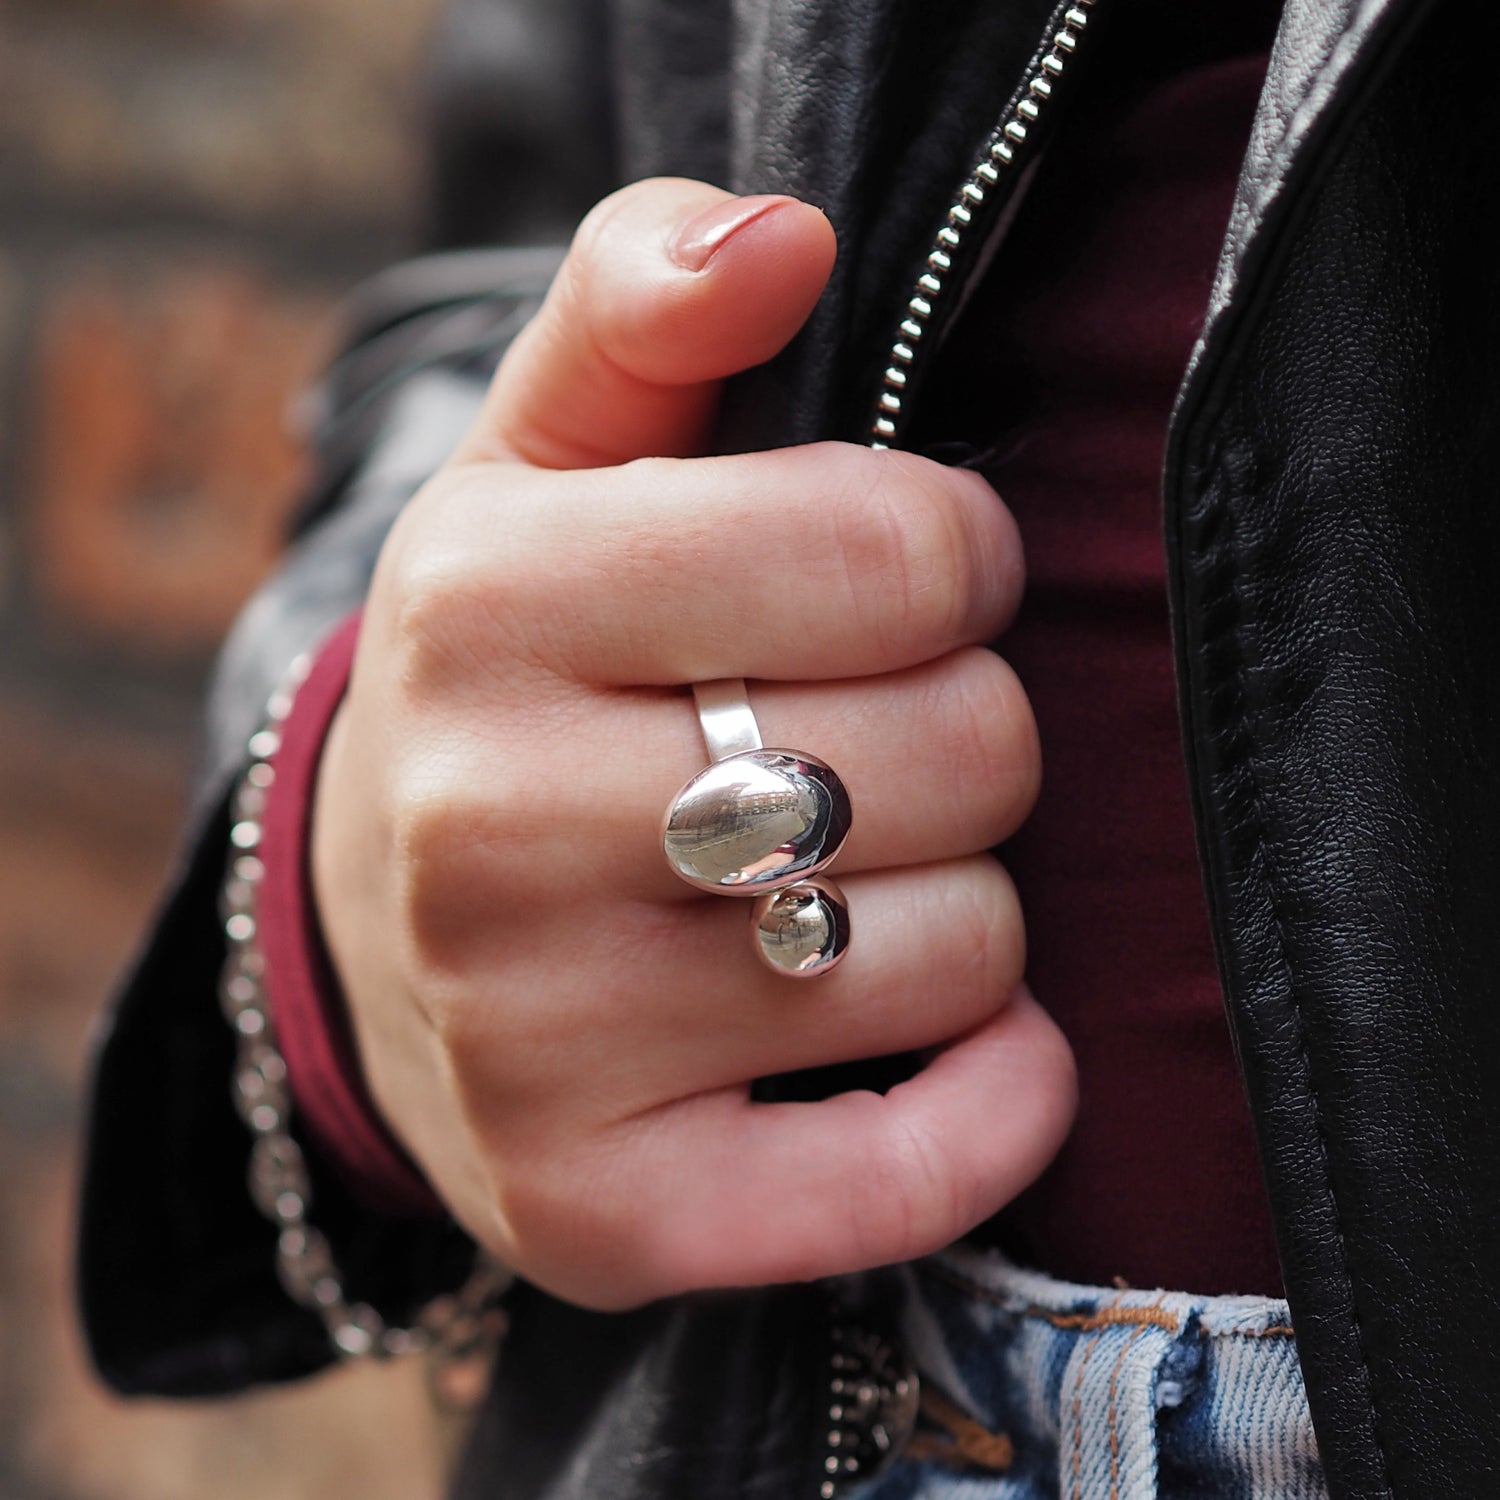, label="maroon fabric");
[257,611,443,1217]
[918,51,1285,1294]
